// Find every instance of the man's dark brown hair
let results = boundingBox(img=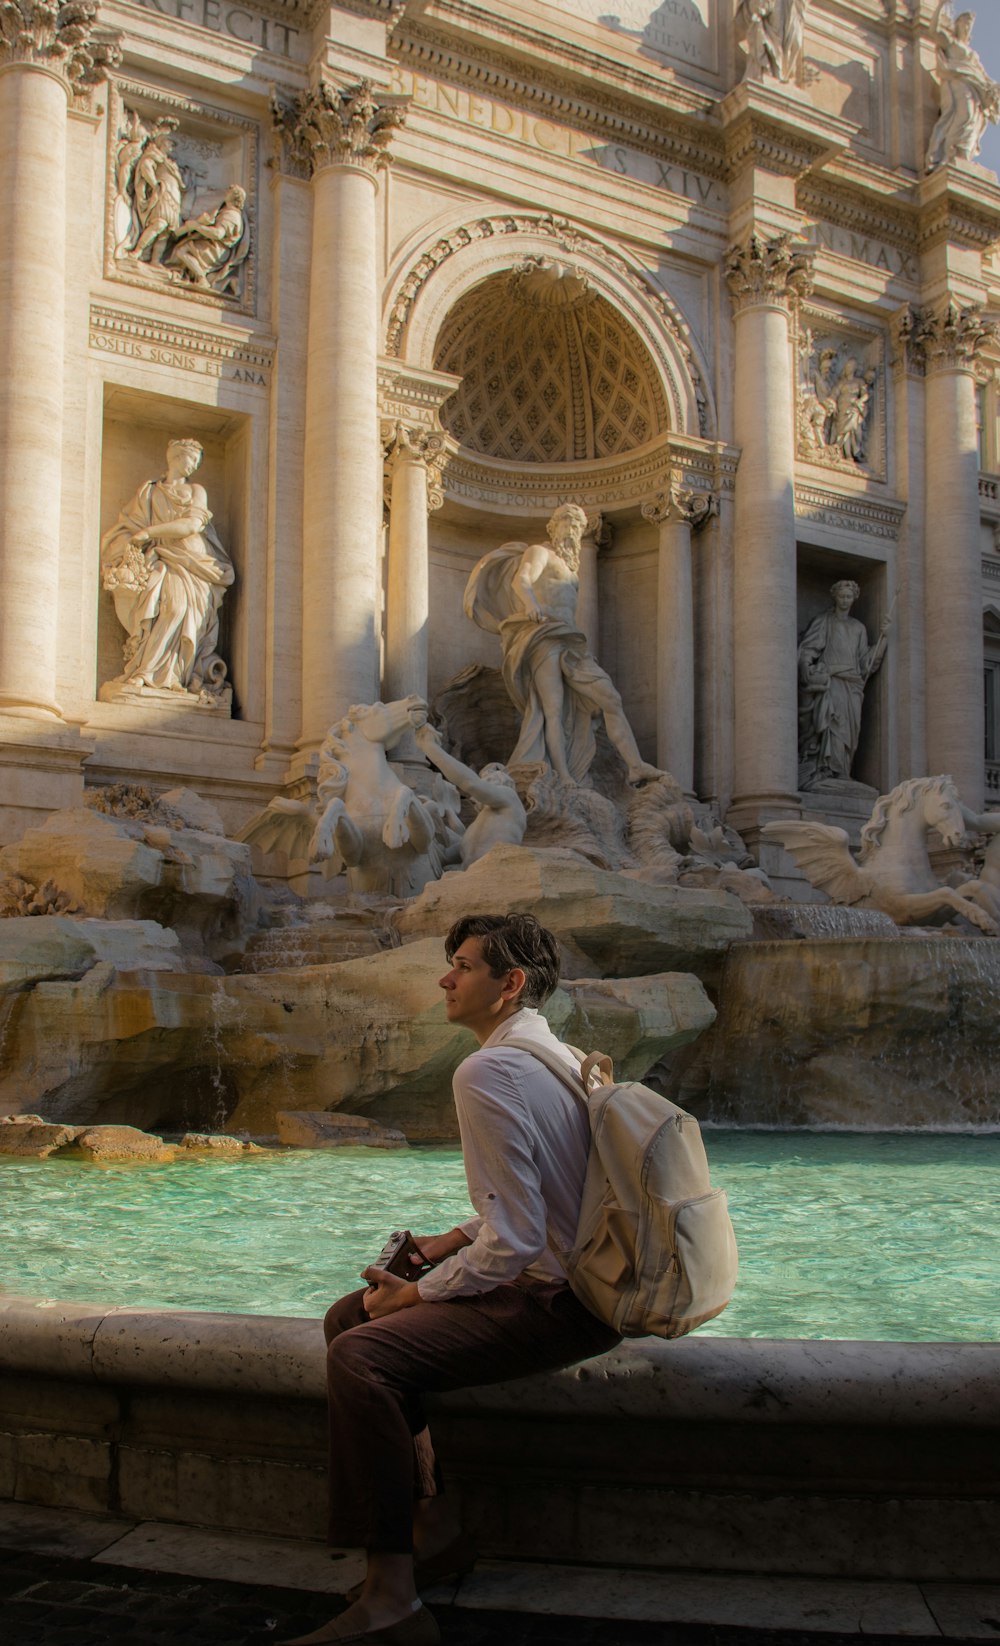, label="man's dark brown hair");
[444,912,561,1008]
